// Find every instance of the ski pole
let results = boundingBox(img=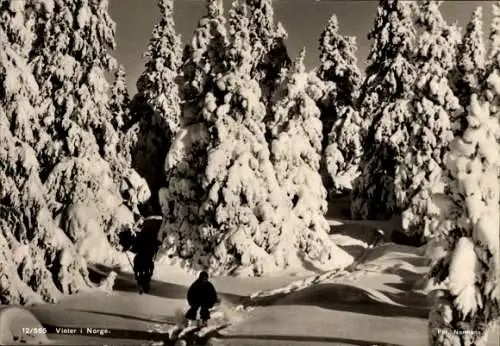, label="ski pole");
[125,251,134,273]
